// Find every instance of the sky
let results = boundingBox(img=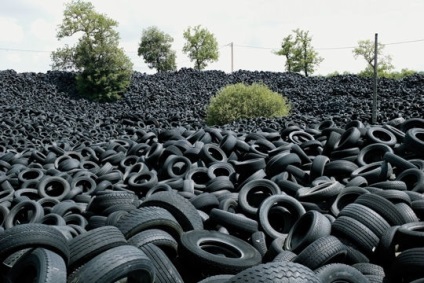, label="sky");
[1,0,424,75]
